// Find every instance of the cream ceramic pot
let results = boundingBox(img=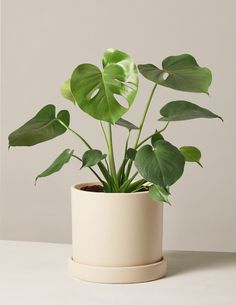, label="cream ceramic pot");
[69,183,167,283]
